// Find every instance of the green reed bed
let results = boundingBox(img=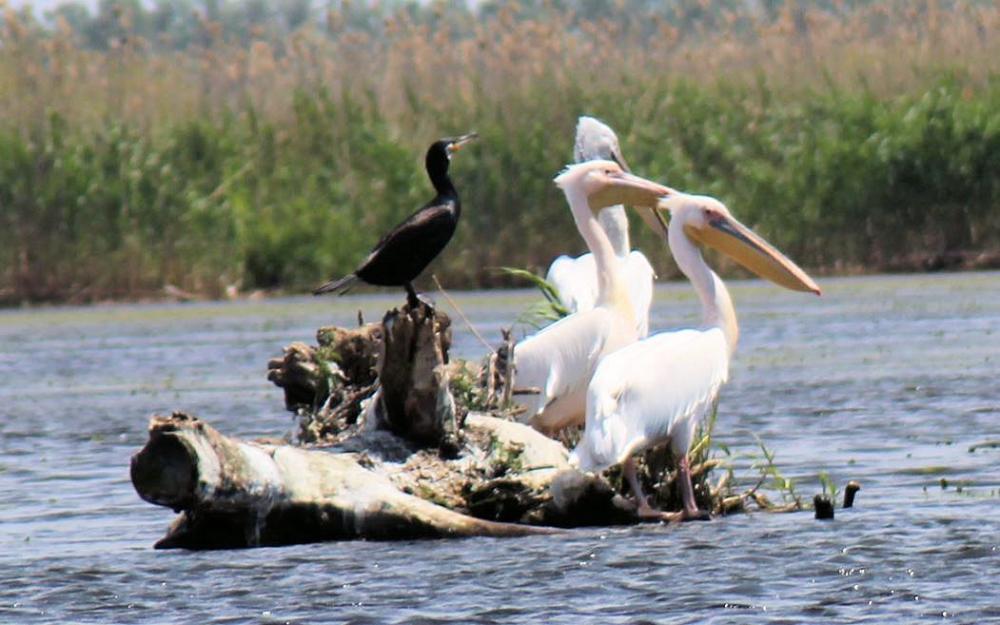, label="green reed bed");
[1,2,998,304]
